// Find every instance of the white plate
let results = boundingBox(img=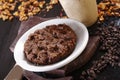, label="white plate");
[14,18,89,72]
